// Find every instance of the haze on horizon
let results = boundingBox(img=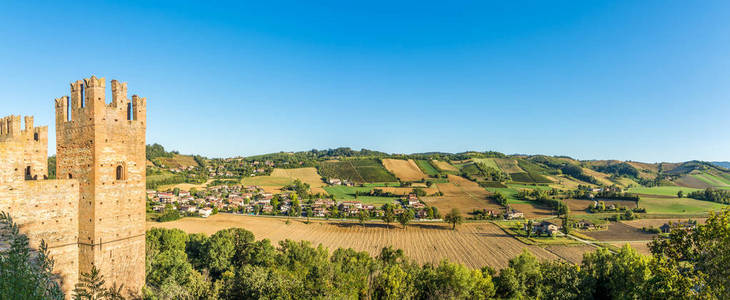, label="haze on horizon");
[1,1,728,163]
